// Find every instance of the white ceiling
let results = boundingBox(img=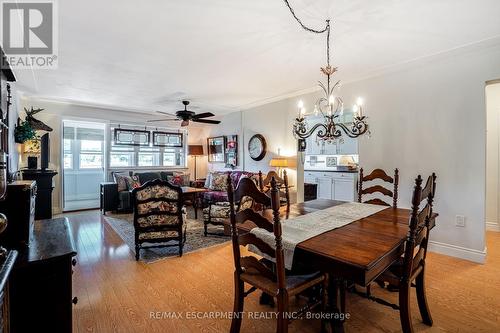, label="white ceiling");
[13,0,500,116]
